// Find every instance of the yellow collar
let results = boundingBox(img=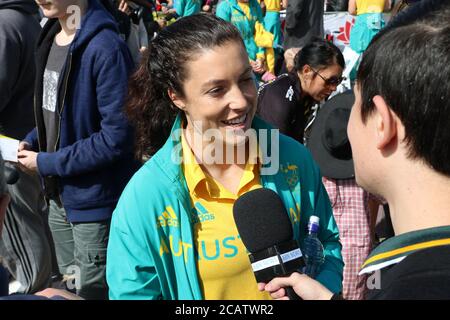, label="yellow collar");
[181,131,261,199]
